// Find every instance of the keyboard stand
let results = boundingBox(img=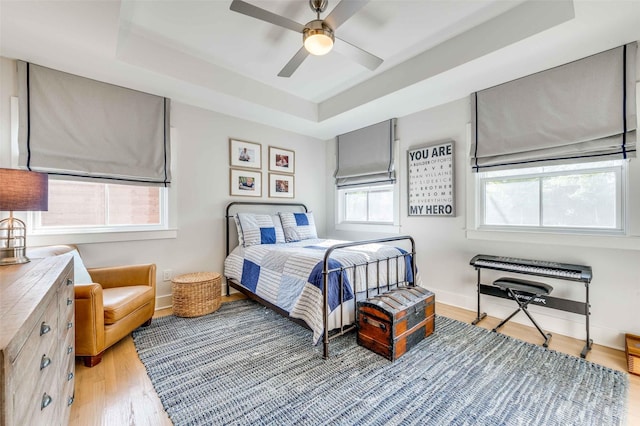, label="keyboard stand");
[471,259,593,358]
